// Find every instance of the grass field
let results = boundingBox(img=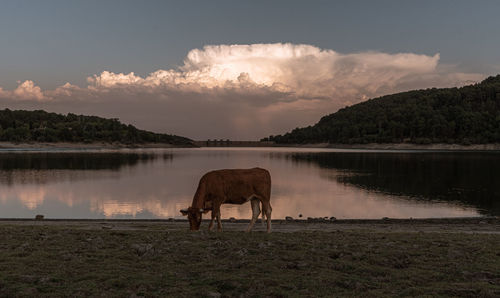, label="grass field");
[0,219,499,297]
